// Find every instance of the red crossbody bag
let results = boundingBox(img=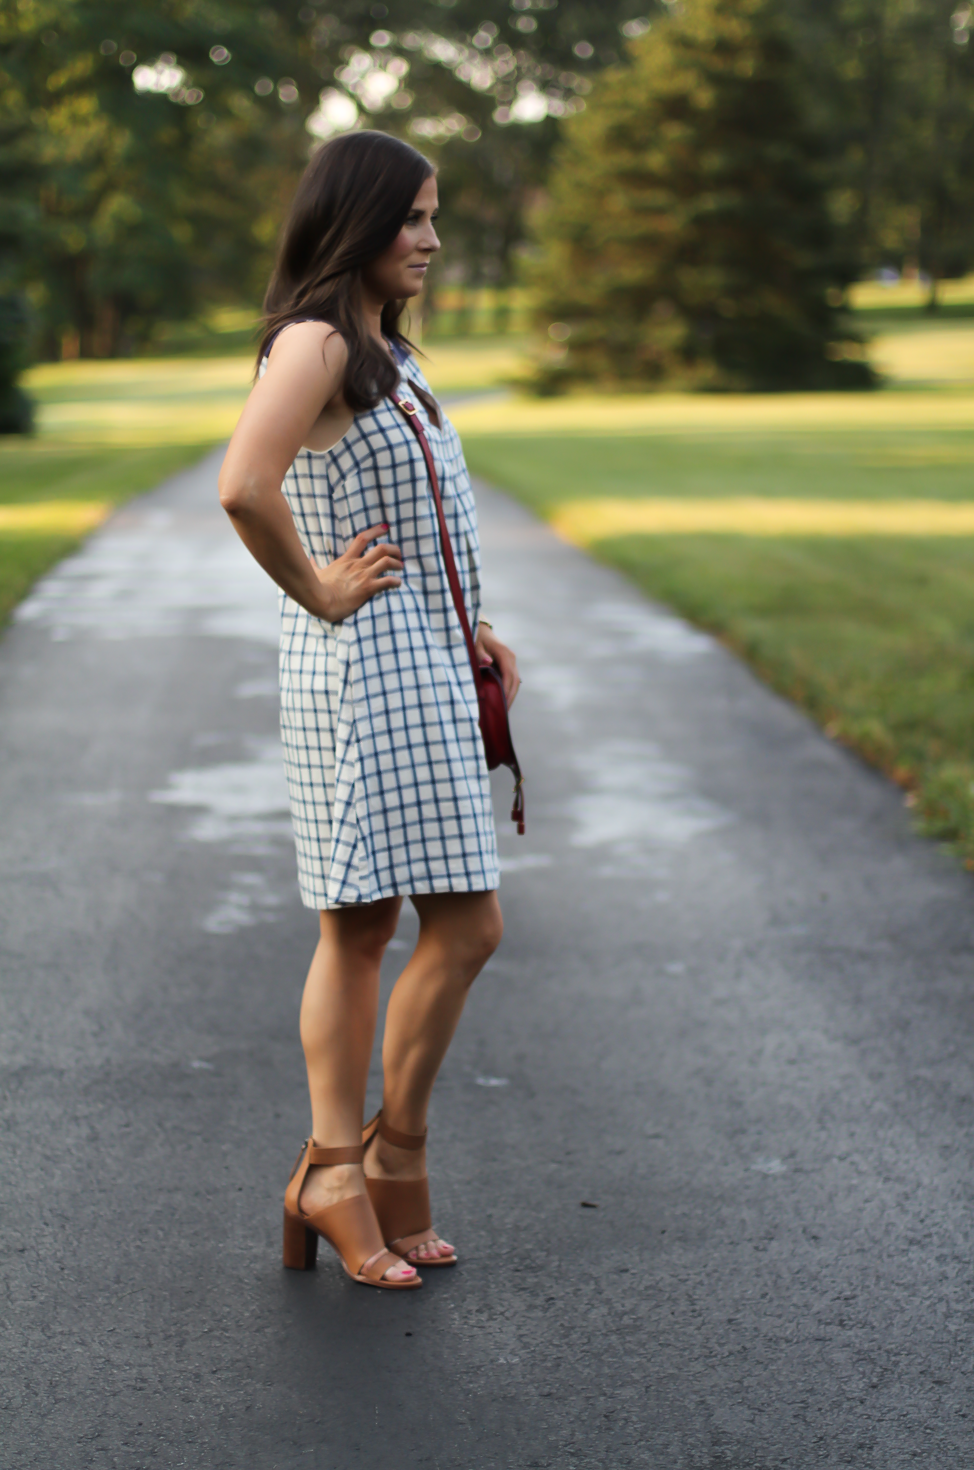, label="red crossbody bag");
[391,392,525,835]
